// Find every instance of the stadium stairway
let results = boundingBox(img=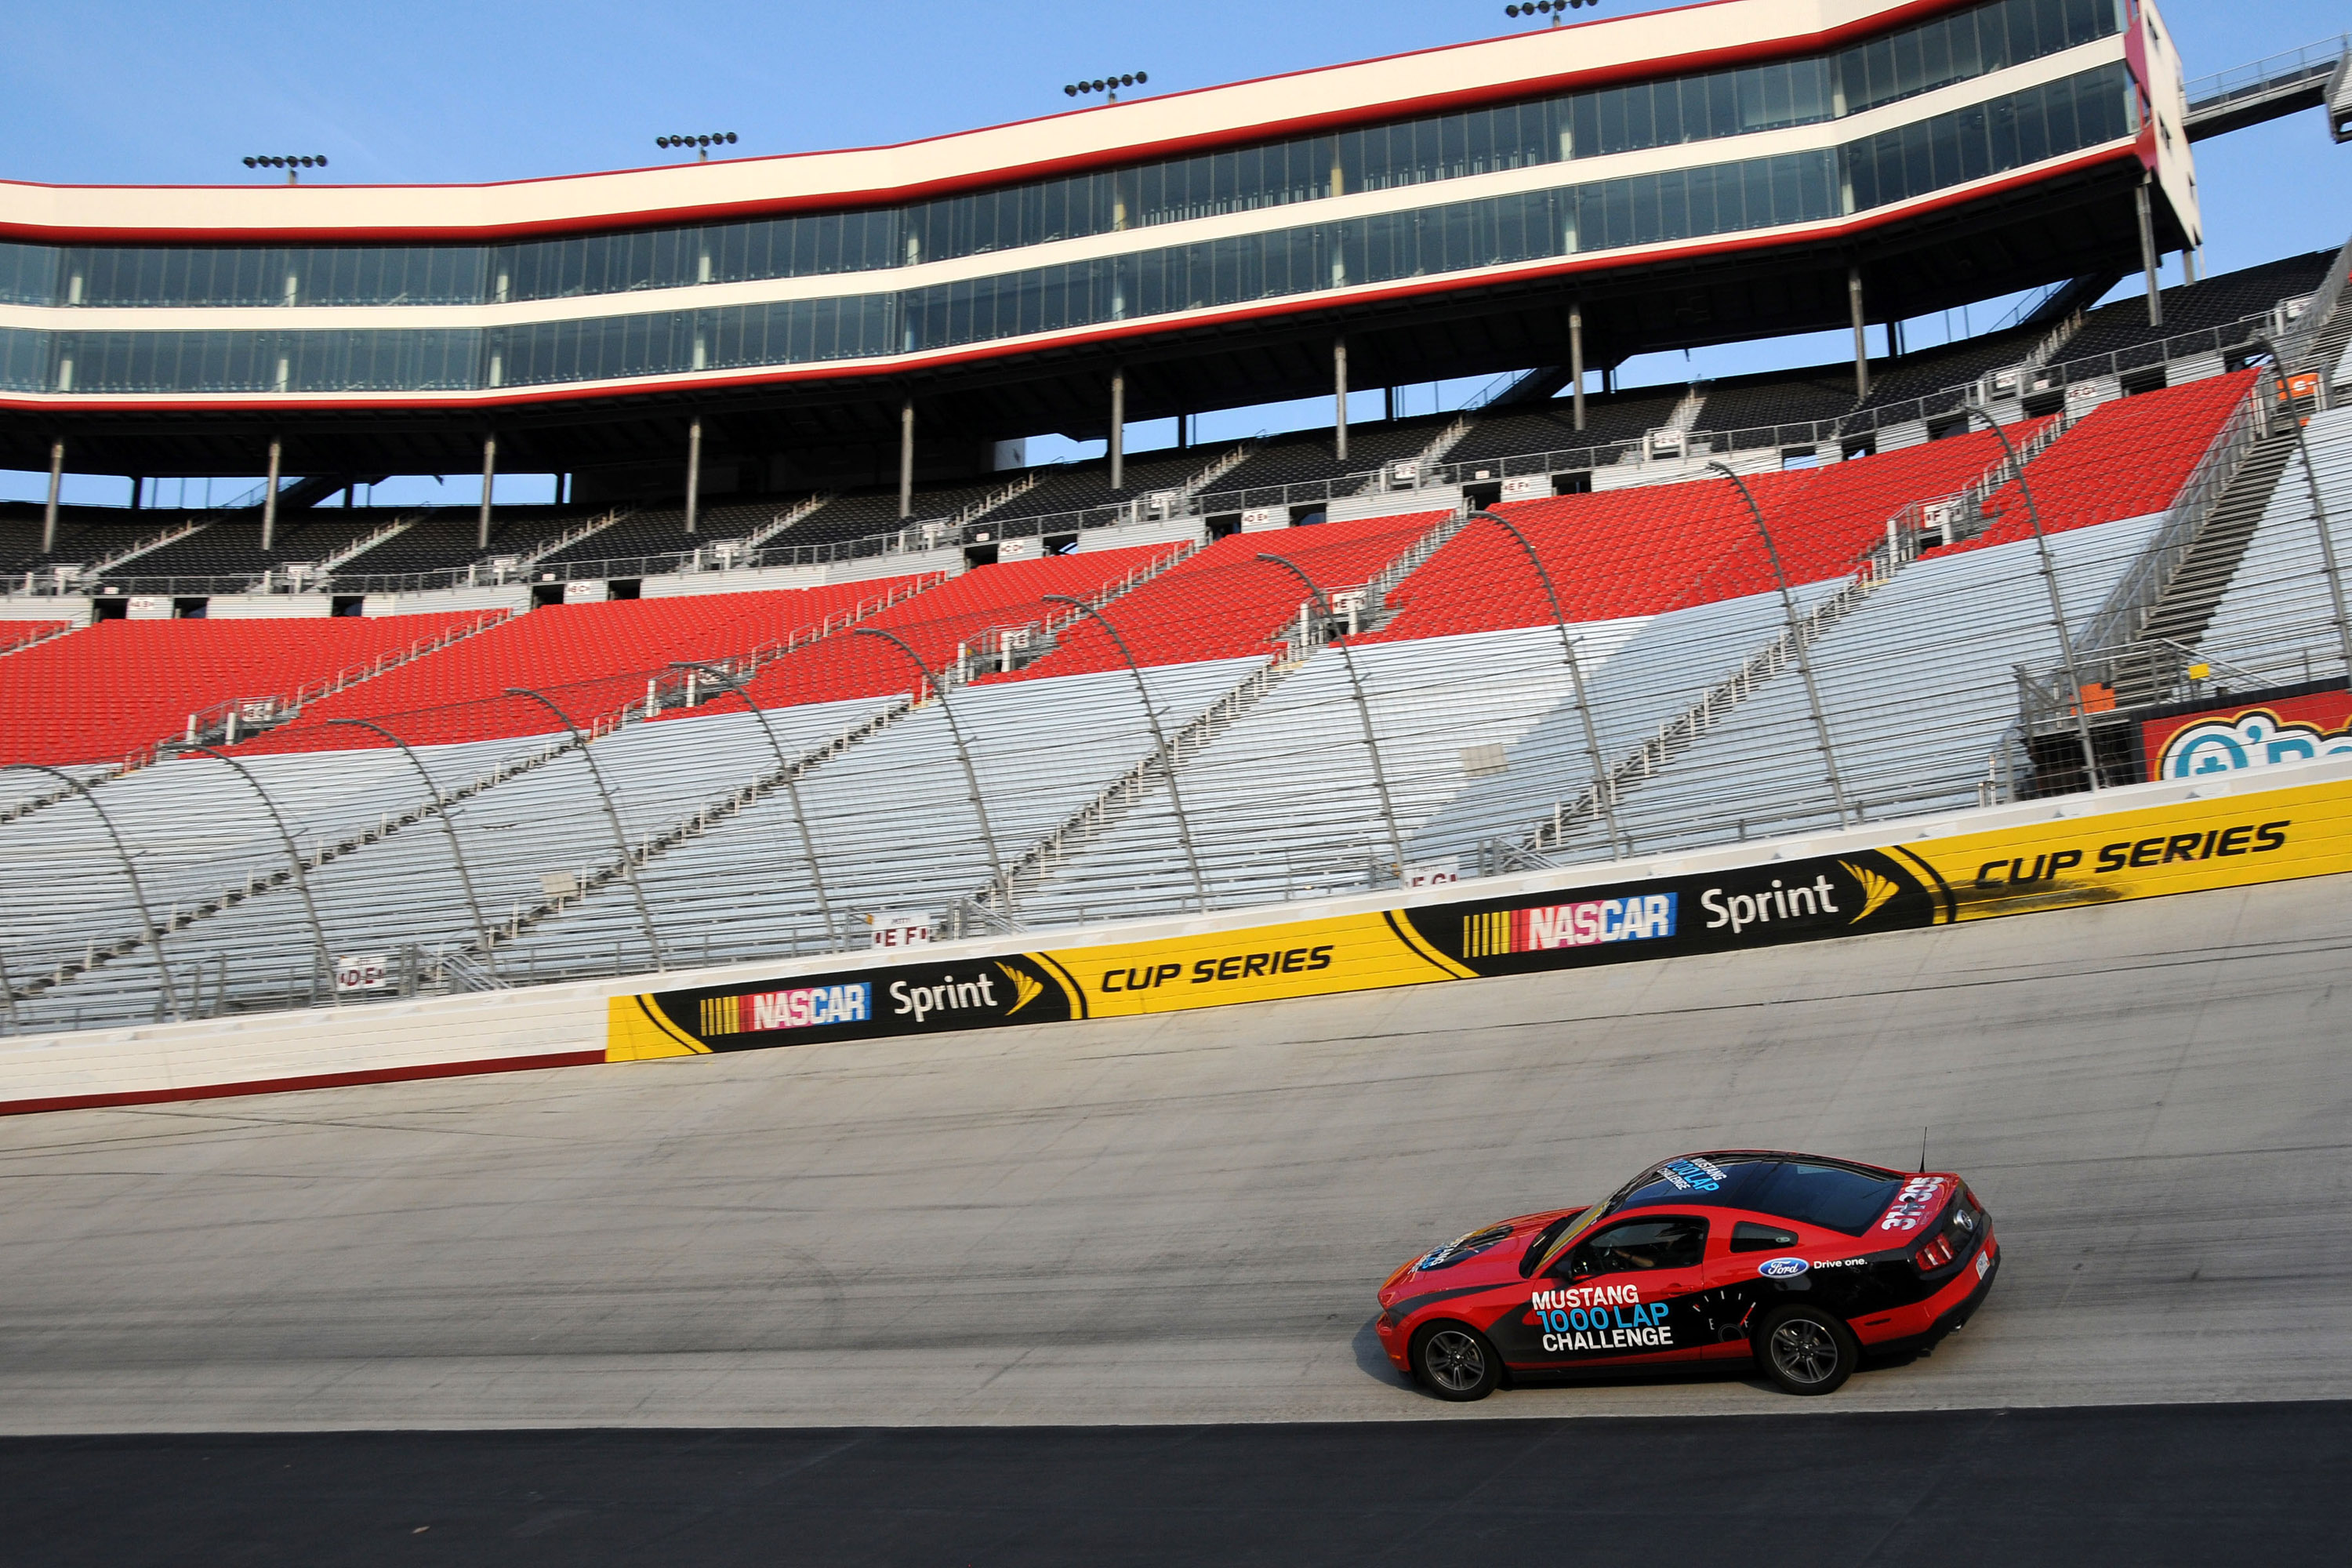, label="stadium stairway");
[2109,431,2301,704]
